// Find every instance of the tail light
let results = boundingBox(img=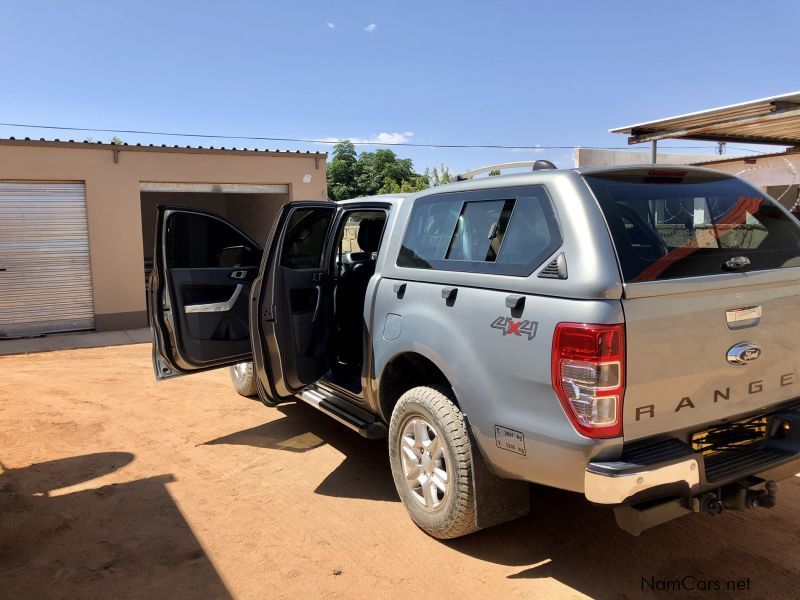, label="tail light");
[552,323,625,438]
